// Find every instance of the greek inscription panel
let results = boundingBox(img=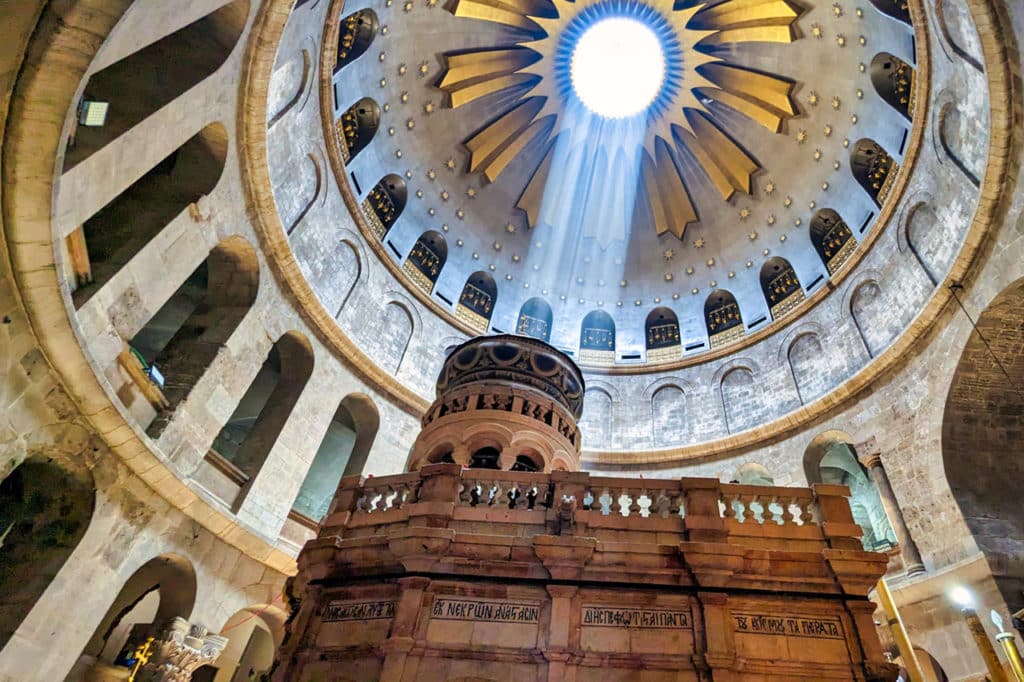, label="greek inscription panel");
[322,600,397,622]
[582,606,692,629]
[732,613,844,639]
[431,598,540,624]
